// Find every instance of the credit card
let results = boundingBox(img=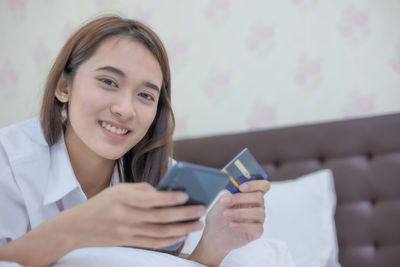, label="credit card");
[222,148,268,194]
